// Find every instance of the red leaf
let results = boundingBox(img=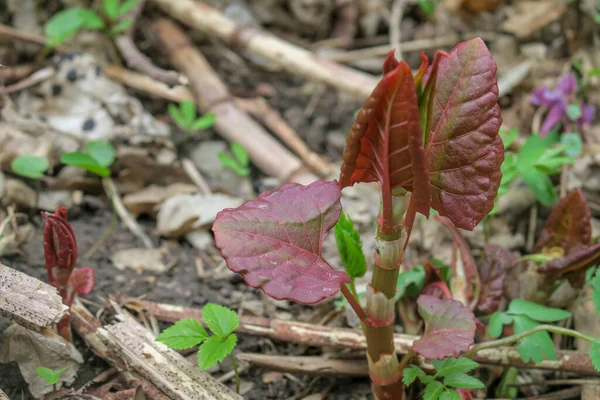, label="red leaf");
[539,242,600,288]
[535,189,591,255]
[213,180,350,304]
[70,267,95,295]
[477,245,515,315]
[412,295,476,359]
[423,38,503,230]
[42,206,77,290]
[340,51,431,231]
